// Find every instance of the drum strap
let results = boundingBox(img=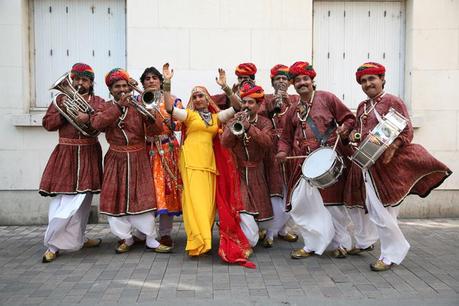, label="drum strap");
[306,117,336,146]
